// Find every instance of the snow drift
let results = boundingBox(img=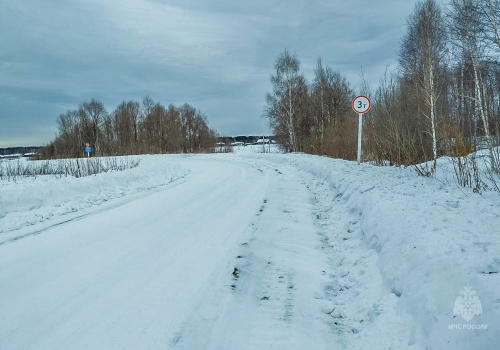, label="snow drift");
[270,154,500,349]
